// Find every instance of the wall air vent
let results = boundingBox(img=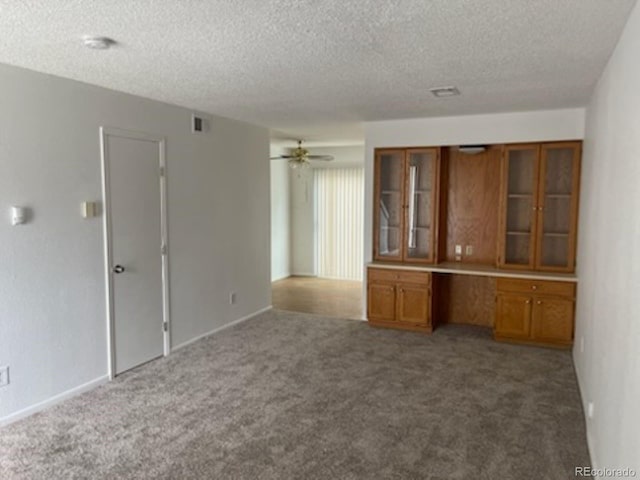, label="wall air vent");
[191,113,211,134]
[457,145,486,155]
